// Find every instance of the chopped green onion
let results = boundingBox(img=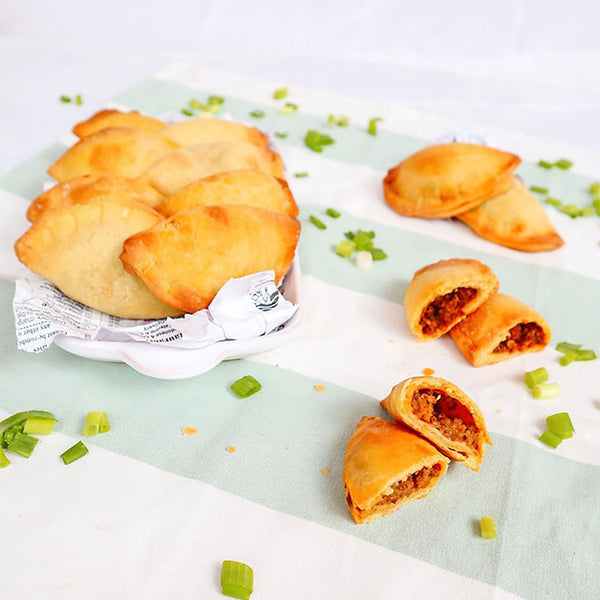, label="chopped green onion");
[221,560,254,600]
[293,172,308,178]
[23,416,56,435]
[75,94,83,106]
[546,412,575,439]
[546,197,562,207]
[556,341,582,353]
[580,205,593,216]
[589,182,600,195]
[537,160,553,169]
[352,231,375,251]
[249,110,265,118]
[279,102,297,114]
[0,447,10,468]
[539,430,562,448]
[555,342,596,363]
[327,114,349,127]
[479,516,497,539]
[369,248,388,261]
[593,197,600,216]
[529,186,549,194]
[83,411,110,437]
[367,117,382,136]
[524,366,549,389]
[60,95,72,103]
[309,215,327,230]
[532,382,561,399]
[559,351,576,366]
[181,108,194,117]
[356,250,373,270]
[230,375,262,398]
[326,208,340,218]
[189,98,203,109]
[7,432,38,458]
[335,240,355,258]
[274,131,288,139]
[208,95,225,105]
[554,158,573,170]
[575,349,597,361]
[60,441,89,465]
[560,203,581,218]
[304,129,335,153]
[273,87,288,100]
